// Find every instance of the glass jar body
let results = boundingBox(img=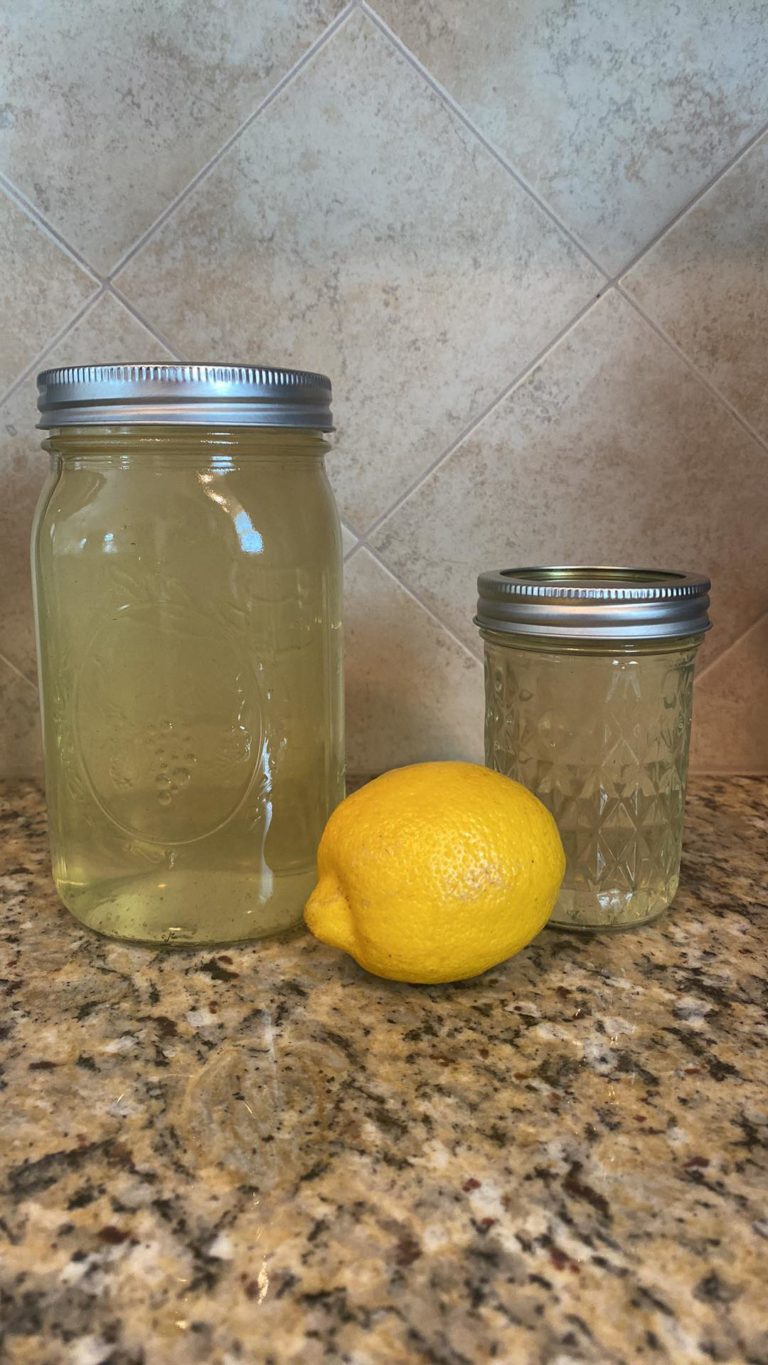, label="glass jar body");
[482,631,703,929]
[32,425,344,945]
